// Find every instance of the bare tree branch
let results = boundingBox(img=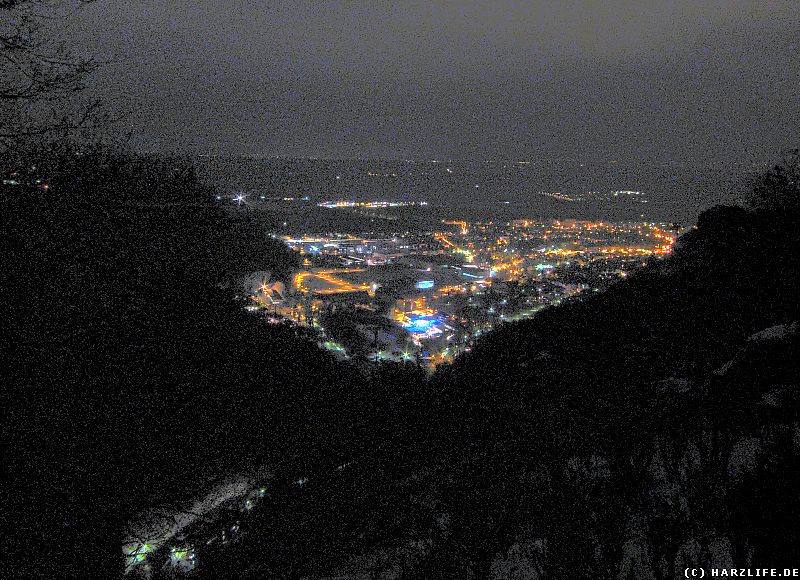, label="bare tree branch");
[1,0,102,152]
